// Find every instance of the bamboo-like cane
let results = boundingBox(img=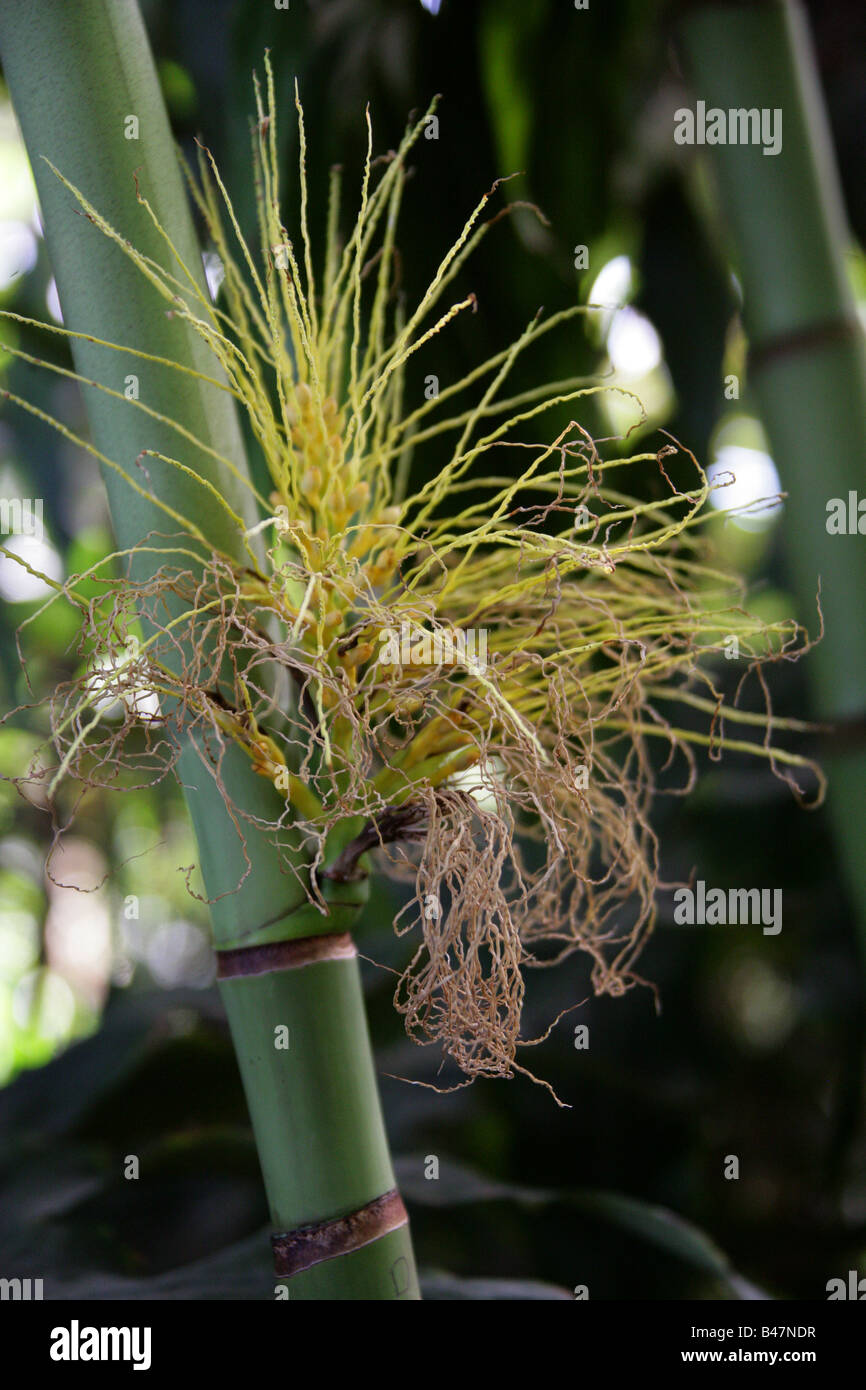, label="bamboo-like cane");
[676,0,866,951]
[0,0,419,1299]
